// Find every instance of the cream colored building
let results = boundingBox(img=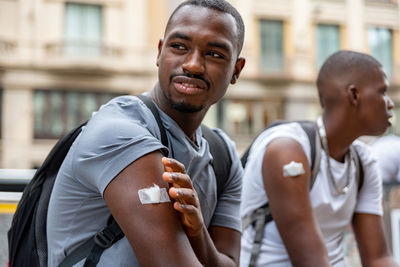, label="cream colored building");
[0,0,399,168]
